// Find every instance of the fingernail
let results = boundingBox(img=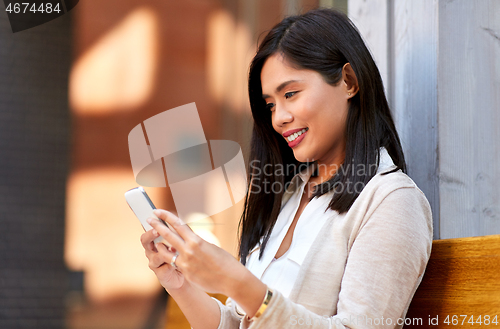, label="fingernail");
[146,217,153,224]
[152,229,159,236]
